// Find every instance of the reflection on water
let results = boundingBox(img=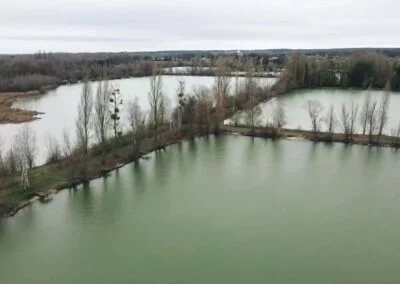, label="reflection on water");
[131,162,146,195]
